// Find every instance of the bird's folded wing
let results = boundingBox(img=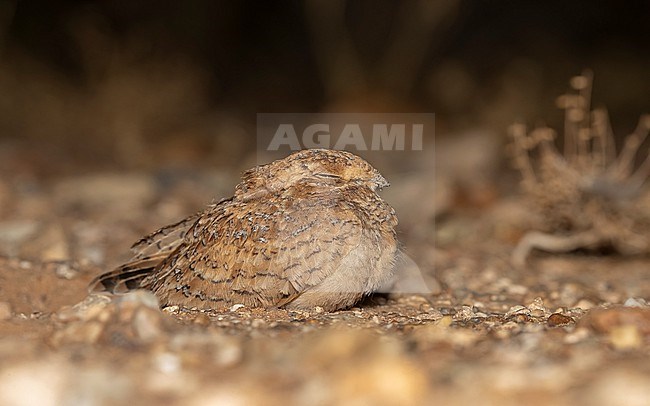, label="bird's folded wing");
[146,194,362,308]
[129,213,201,259]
